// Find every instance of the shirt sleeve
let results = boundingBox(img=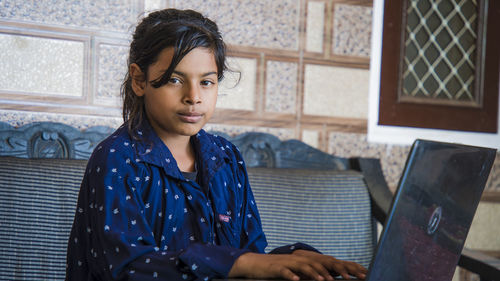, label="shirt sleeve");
[66,146,250,281]
[268,242,321,254]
